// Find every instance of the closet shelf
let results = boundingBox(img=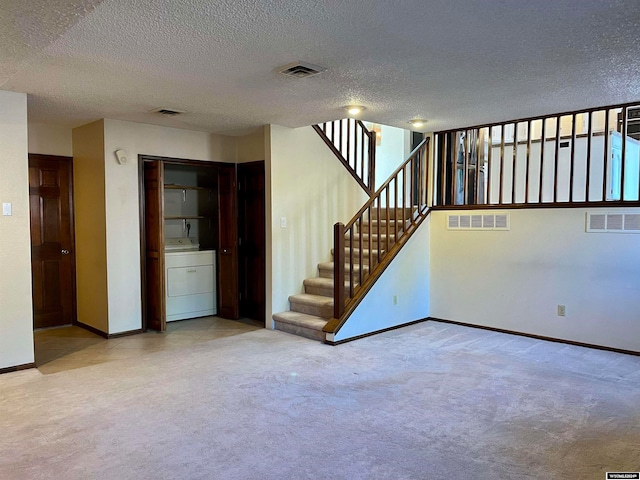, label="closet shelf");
[164,184,211,191]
